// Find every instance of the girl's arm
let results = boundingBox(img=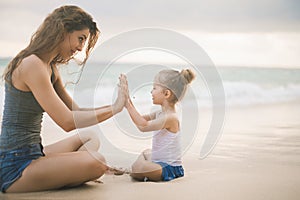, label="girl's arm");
[142,112,157,121]
[125,98,149,128]
[125,99,177,132]
[123,75,177,132]
[21,56,125,132]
